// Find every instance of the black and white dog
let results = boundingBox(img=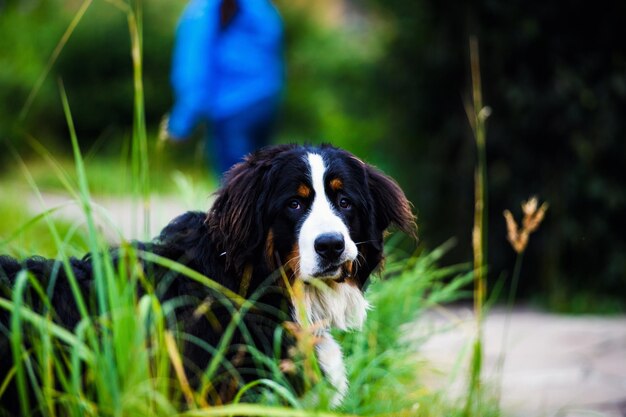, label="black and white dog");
[0,144,415,411]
